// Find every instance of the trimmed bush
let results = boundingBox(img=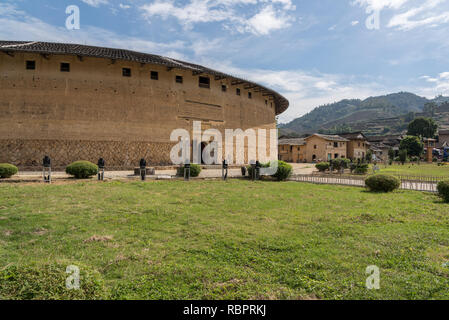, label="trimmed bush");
[0,163,18,178]
[353,163,368,175]
[176,163,201,177]
[66,161,98,179]
[246,161,292,181]
[365,174,400,192]
[437,180,449,202]
[272,160,293,181]
[316,162,330,172]
[332,158,350,171]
